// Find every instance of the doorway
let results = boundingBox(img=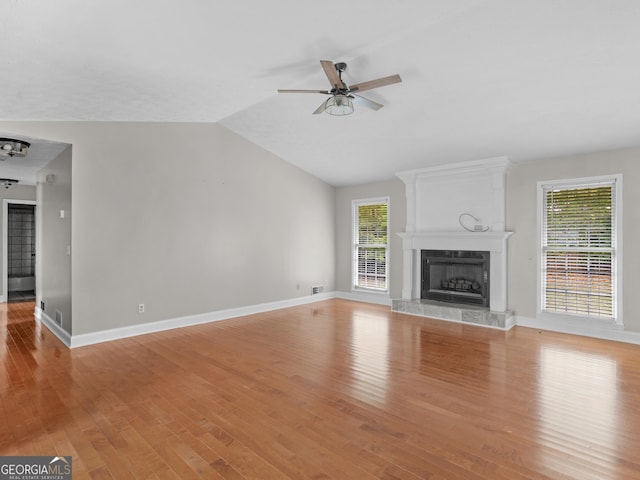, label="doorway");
[3,200,37,303]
